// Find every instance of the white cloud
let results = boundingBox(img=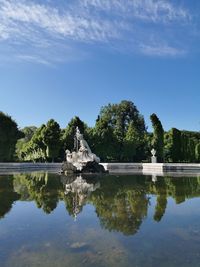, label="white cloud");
[82,0,189,23]
[0,0,119,42]
[0,24,9,40]
[0,0,193,64]
[15,54,53,66]
[140,43,186,56]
